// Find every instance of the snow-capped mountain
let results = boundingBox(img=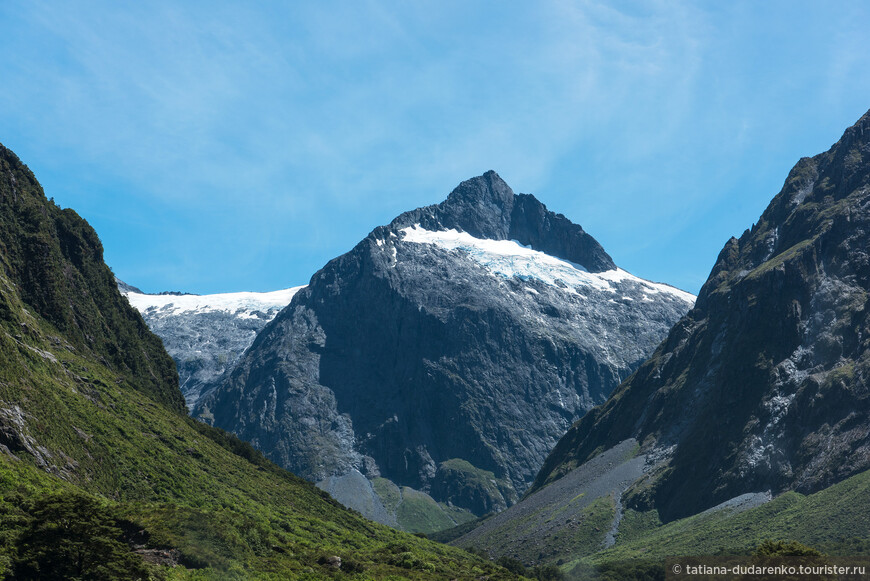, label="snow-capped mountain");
[119,283,304,408]
[194,171,695,526]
